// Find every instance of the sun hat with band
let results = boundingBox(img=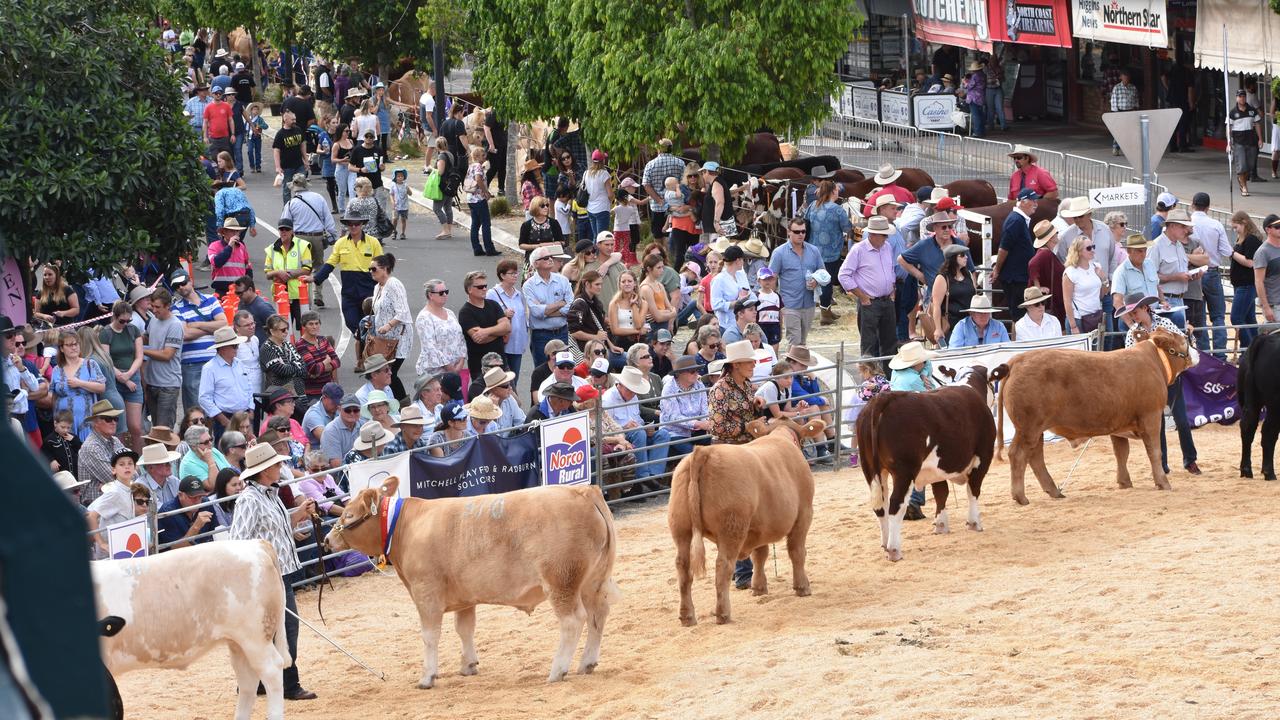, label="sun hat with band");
[352,421,392,452]
[464,395,503,421]
[361,354,392,376]
[240,442,288,481]
[1121,232,1153,250]
[1114,292,1157,319]
[888,341,937,370]
[87,399,123,421]
[137,442,181,467]
[1019,286,1053,308]
[963,295,999,314]
[784,345,818,367]
[143,426,180,447]
[1032,220,1059,249]
[480,365,517,392]
[210,326,247,350]
[1059,196,1091,218]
